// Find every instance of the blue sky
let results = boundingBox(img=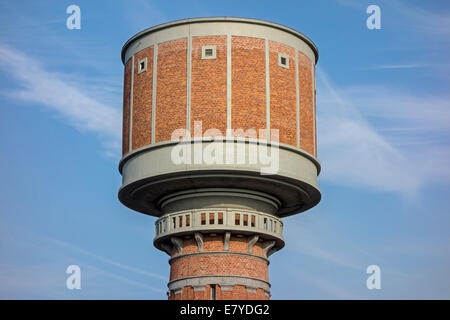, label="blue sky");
[0,0,449,299]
